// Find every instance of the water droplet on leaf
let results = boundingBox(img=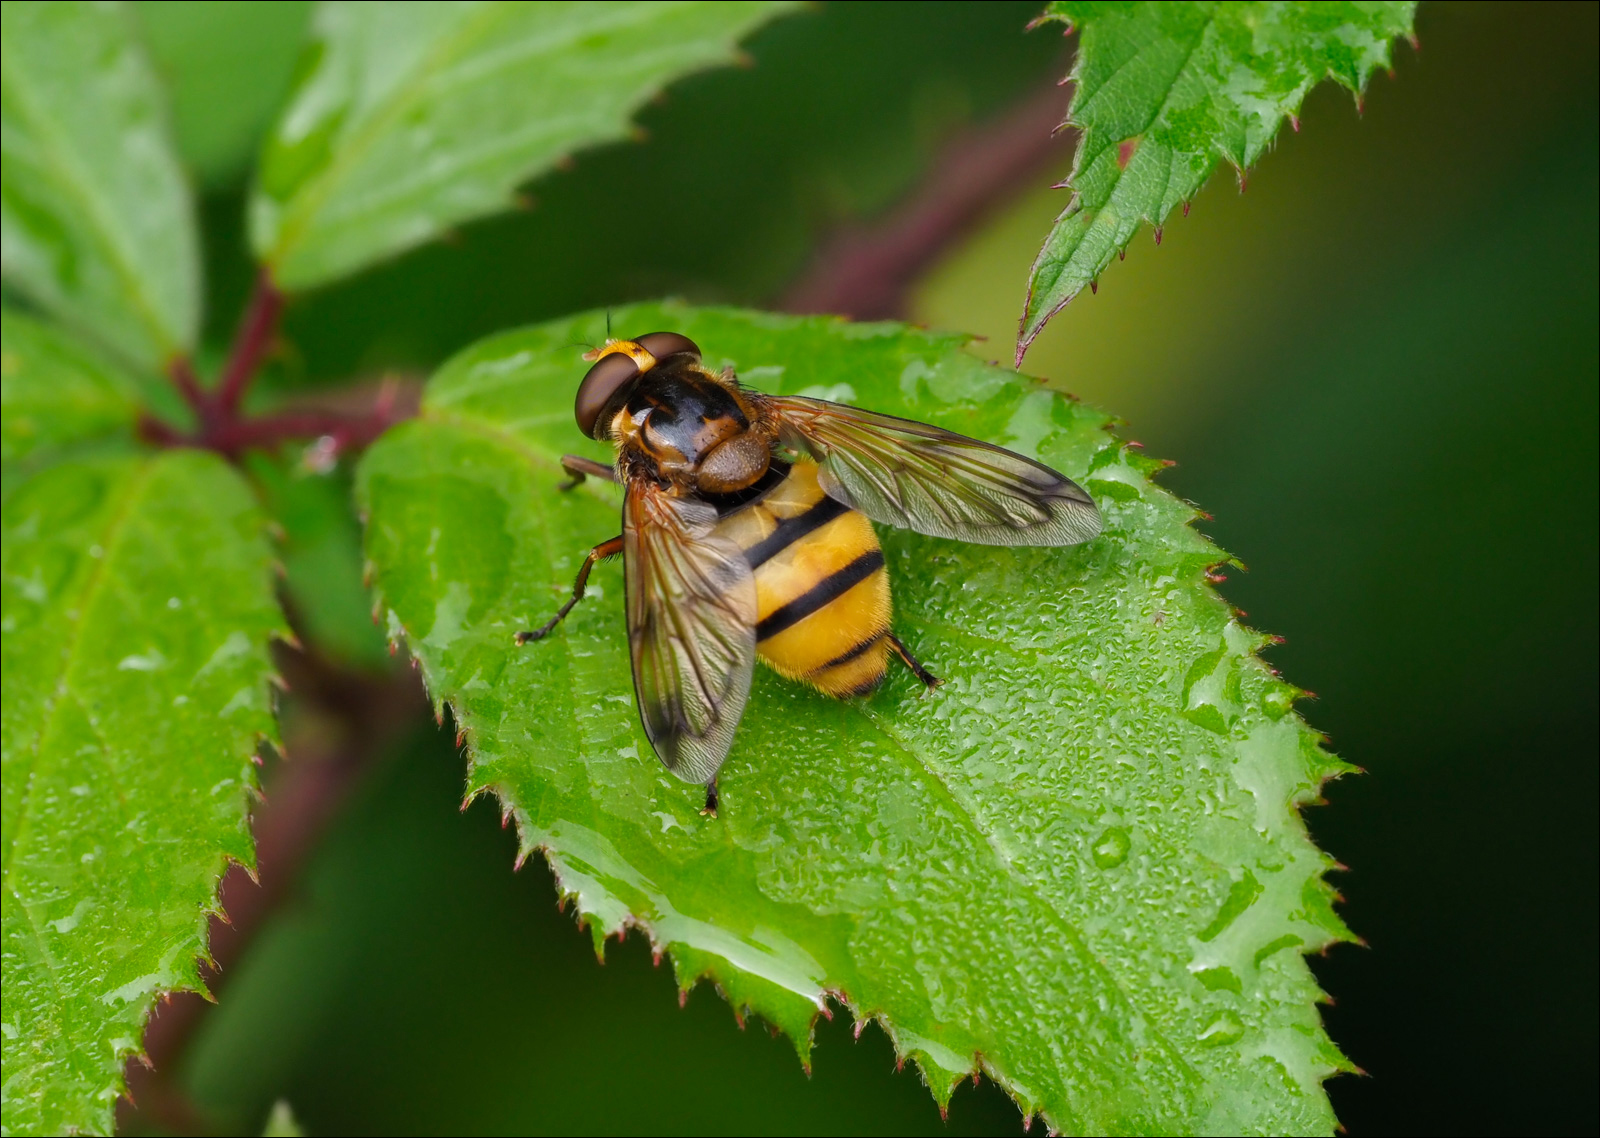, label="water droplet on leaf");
[1198,1011,1244,1048]
[1091,826,1131,868]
